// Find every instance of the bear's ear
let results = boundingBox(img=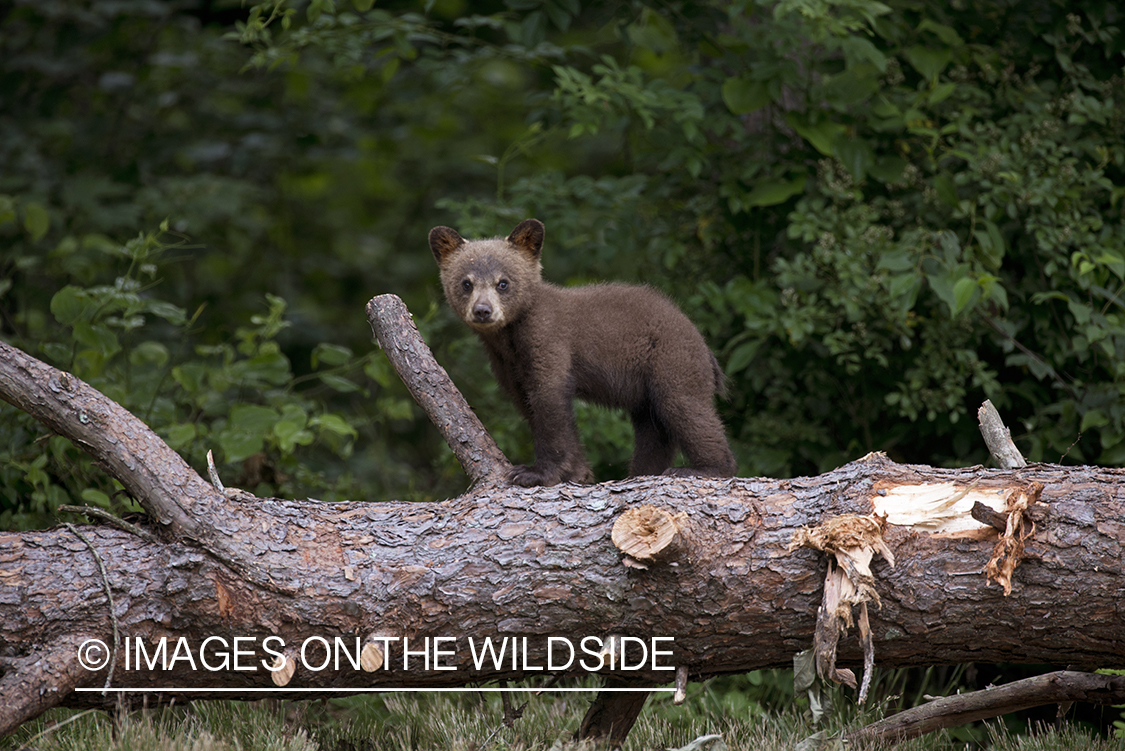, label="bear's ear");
[506,219,545,261]
[429,226,465,265]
